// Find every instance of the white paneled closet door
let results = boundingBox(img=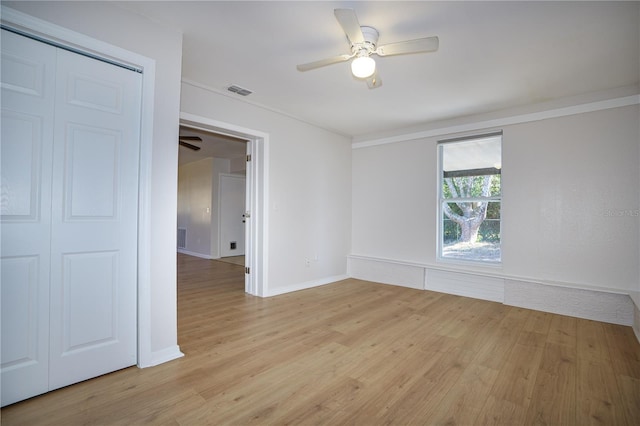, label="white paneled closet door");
[1,28,56,407]
[1,29,142,406]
